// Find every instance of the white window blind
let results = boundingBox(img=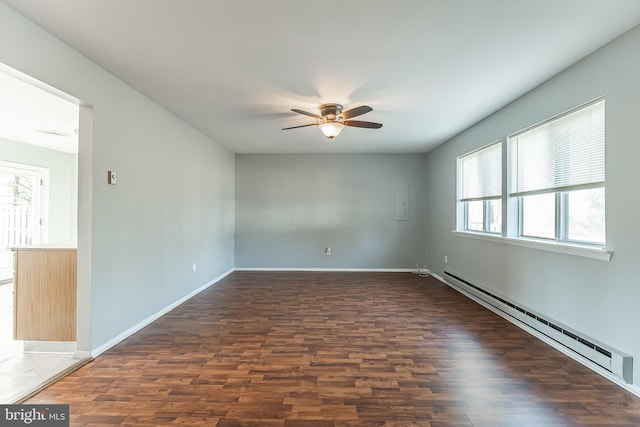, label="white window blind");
[459,142,501,201]
[511,100,605,196]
